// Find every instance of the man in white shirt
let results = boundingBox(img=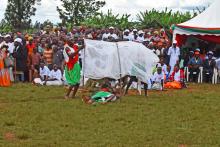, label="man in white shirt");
[46,64,63,86]
[102,27,118,42]
[168,40,180,71]
[123,29,133,41]
[0,34,15,54]
[151,66,164,90]
[136,30,145,43]
[33,62,50,85]
[130,29,138,41]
